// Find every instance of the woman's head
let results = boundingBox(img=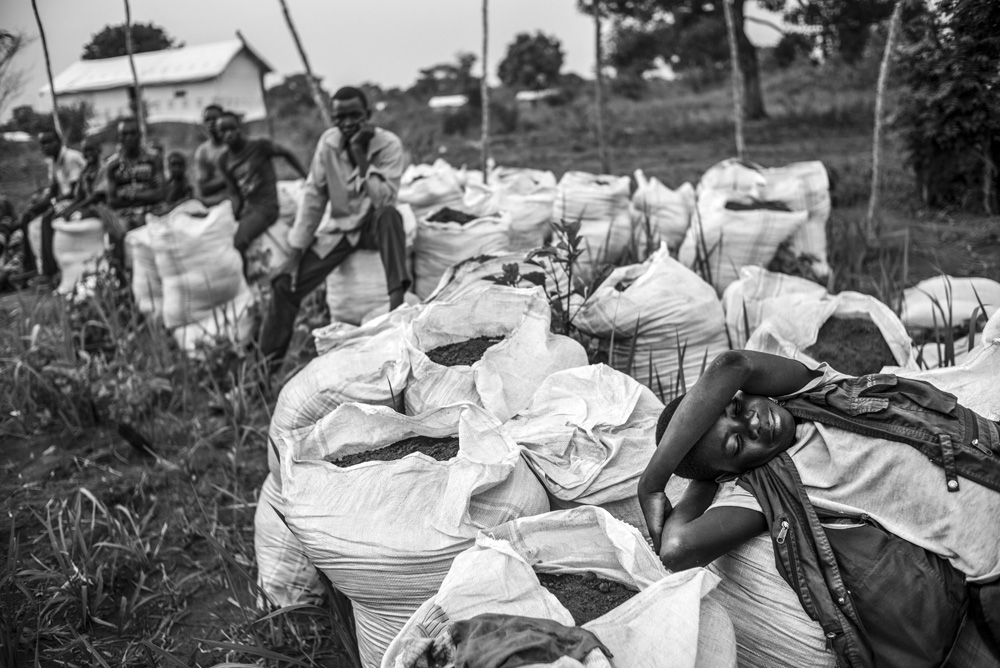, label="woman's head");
[655,391,798,481]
